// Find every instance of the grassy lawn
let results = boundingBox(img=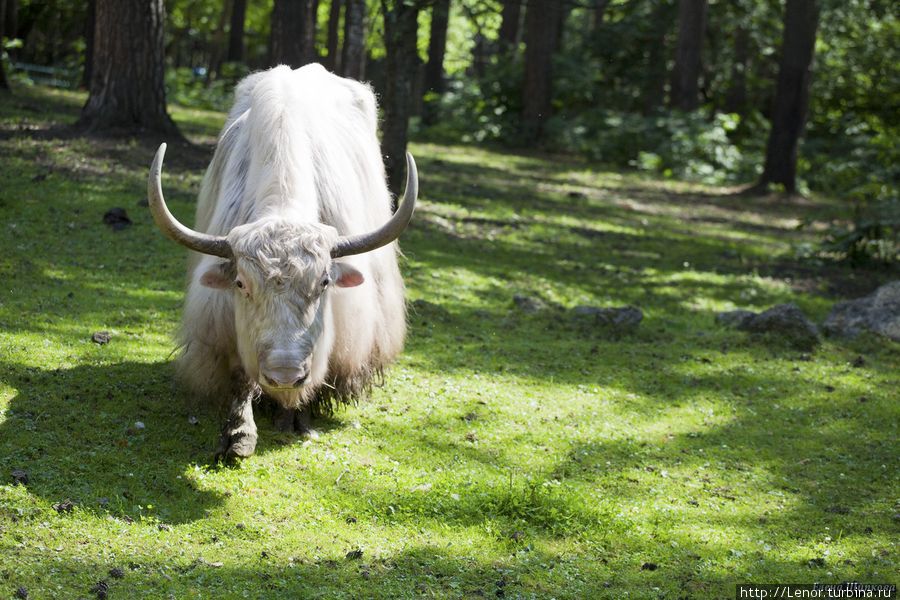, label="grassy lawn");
[0,86,897,599]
